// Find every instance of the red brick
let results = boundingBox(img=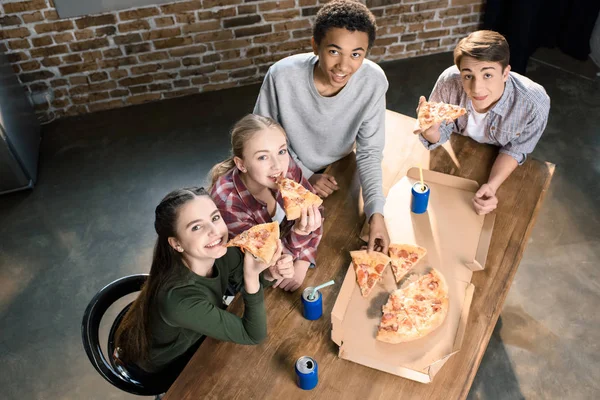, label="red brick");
[19,60,40,71]
[7,52,29,62]
[127,93,161,104]
[418,29,449,39]
[426,21,443,29]
[401,33,417,42]
[401,12,435,23]
[152,72,177,81]
[175,14,196,24]
[0,15,22,25]
[19,69,54,82]
[88,100,124,113]
[30,44,68,57]
[406,42,422,51]
[69,76,88,85]
[75,30,94,40]
[75,14,116,29]
[180,65,216,77]
[53,32,74,43]
[438,6,470,17]
[103,48,123,58]
[82,51,103,62]
[119,75,153,86]
[129,85,148,94]
[365,0,397,6]
[252,31,289,44]
[154,17,175,27]
[273,20,310,32]
[31,36,52,47]
[170,45,209,59]
[246,46,266,57]
[182,21,220,34]
[1,27,31,39]
[51,78,68,87]
[229,66,256,78]
[415,0,450,12]
[138,51,169,62]
[219,49,240,60]
[54,88,69,97]
[203,82,236,91]
[164,87,199,98]
[369,47,385,56]
[34,21,74,34]
[269,39,310,53]
[20,11,43,23]
[153,36,192,49]
[452,24,478,35]
[209,72,228,82]
[70,38,109,52]
[95,26,117,37]
[292,28,312,40]
[40,57,60,66]
[461,14,481,24]
[12,64,21,74]
[193,30,233,43]
[174,79,190,88]
[114,33,142,45]
[60,105,88,116]
[51,98,70,108]
[119,7,159,21]
[375,37,398,46]
[182,57,201,66]
[473,4,484,12]
[118,20,151,33]
[100,57,137,68]
[299,0,317,5]
[148,82,171,91]
[223,15,260,29]
[235,25,271,38]
[385,5,412,15]
[131,64,162,75]
[142,27,181,40]
[408,23,424,32]
[259,0,294,12]
[203,53,220,63]
[376,16,399,27]
[110,89,129,97]
[443,17,459,27]
[110,70,128,79]
[62,54,82,63]
[160,1,202,14]
[424,39,441,48]
[263,9,300,22]
[59,62,98,75]
[43,10,58,20]
[162,60,180,70]
[89,72,107,82]
[125,43,151,54]
[238,4,256,14]
[198,7,236,20]
[3,0,47,14]
[8,39,30,50]
[451,0,481,4]
[301,6,319,17]
[441,37,459,46]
